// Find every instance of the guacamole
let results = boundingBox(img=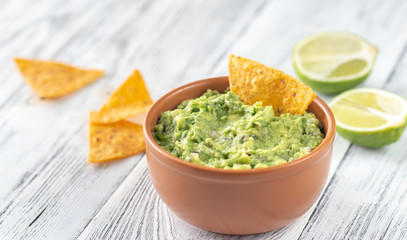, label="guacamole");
[154,90,324,169]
